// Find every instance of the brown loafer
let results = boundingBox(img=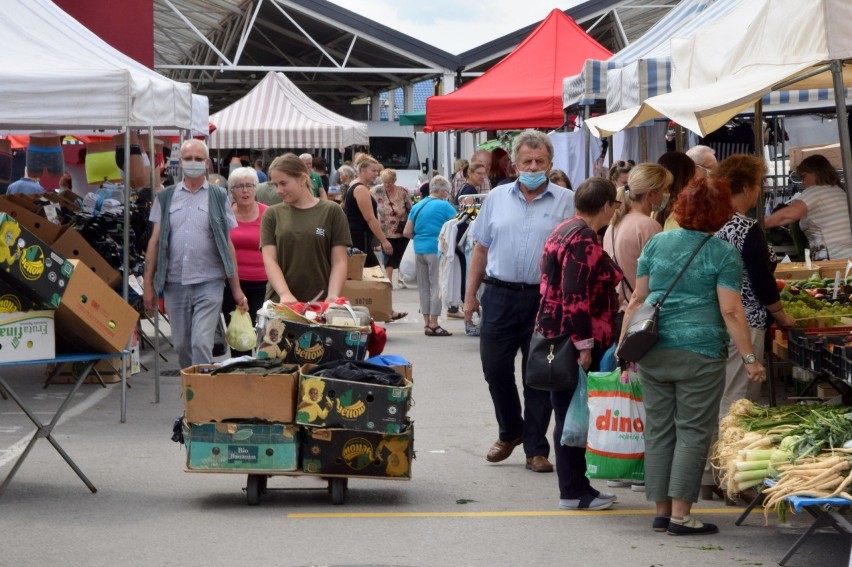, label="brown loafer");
[526,455,554,473]
[486,437,522,463]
